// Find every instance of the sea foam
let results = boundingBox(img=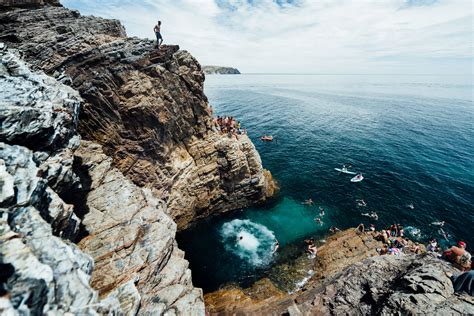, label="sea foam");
[221,219,276,266]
